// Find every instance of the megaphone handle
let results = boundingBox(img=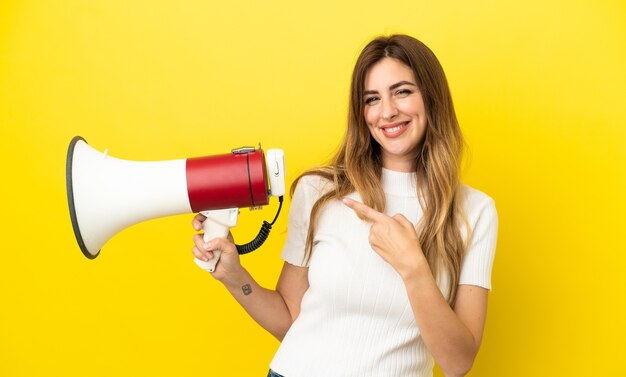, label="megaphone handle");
[194,208,239,273]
